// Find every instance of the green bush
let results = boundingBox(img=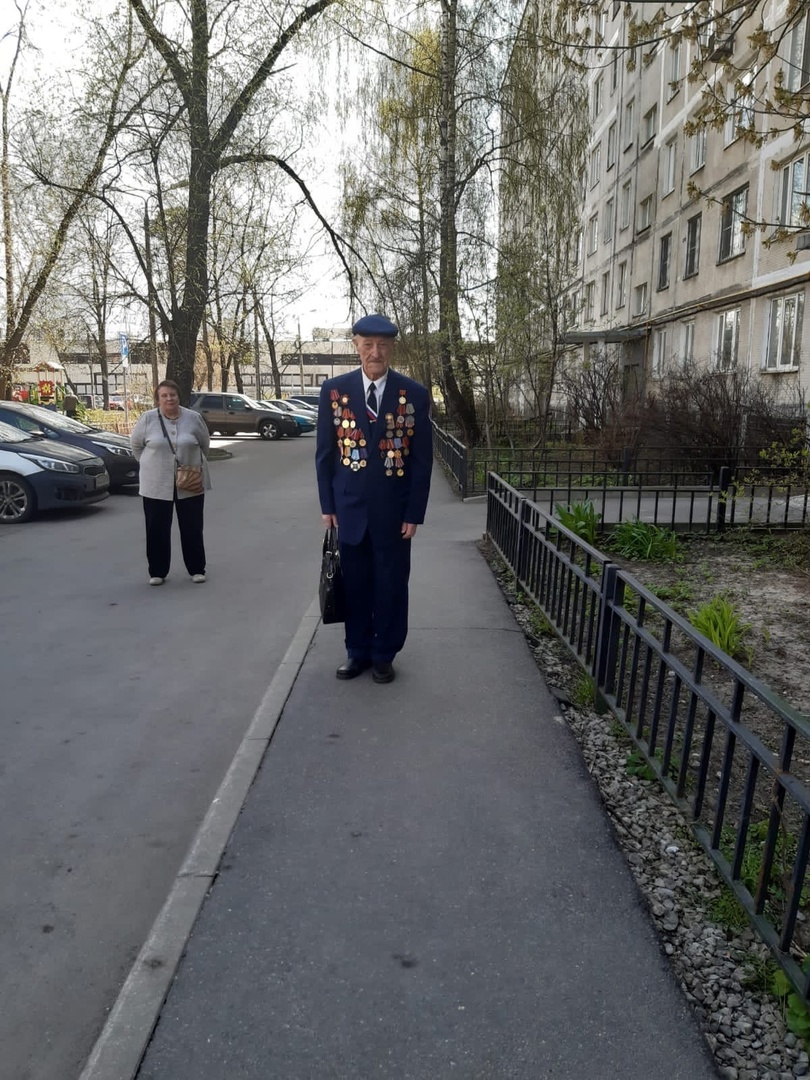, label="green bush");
[609,518,682,562]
